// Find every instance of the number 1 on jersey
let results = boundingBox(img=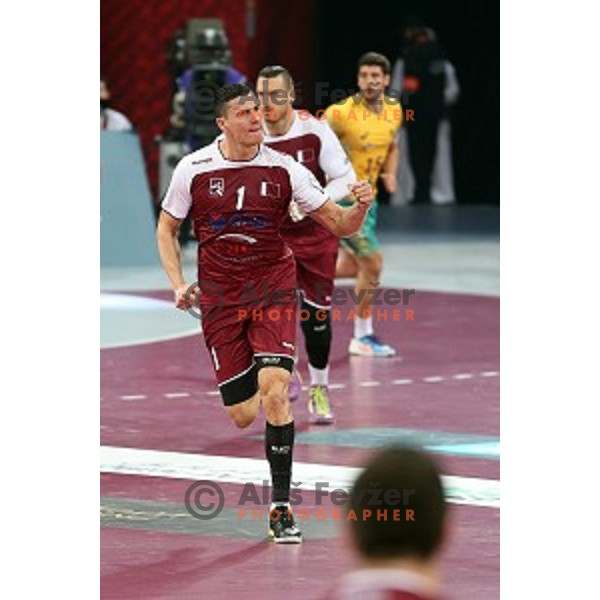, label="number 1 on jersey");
[236,185,246,210]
